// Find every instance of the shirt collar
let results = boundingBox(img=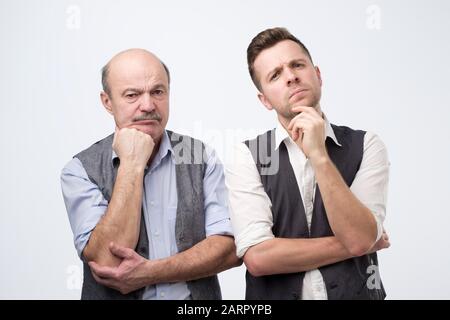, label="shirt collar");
[274,112,342,150]
[111,130,174,168]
